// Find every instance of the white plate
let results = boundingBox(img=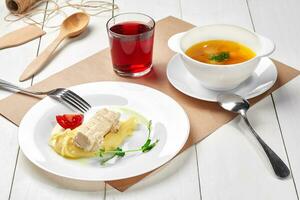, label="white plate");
[167,54,278,102]
[18,82,190,181]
